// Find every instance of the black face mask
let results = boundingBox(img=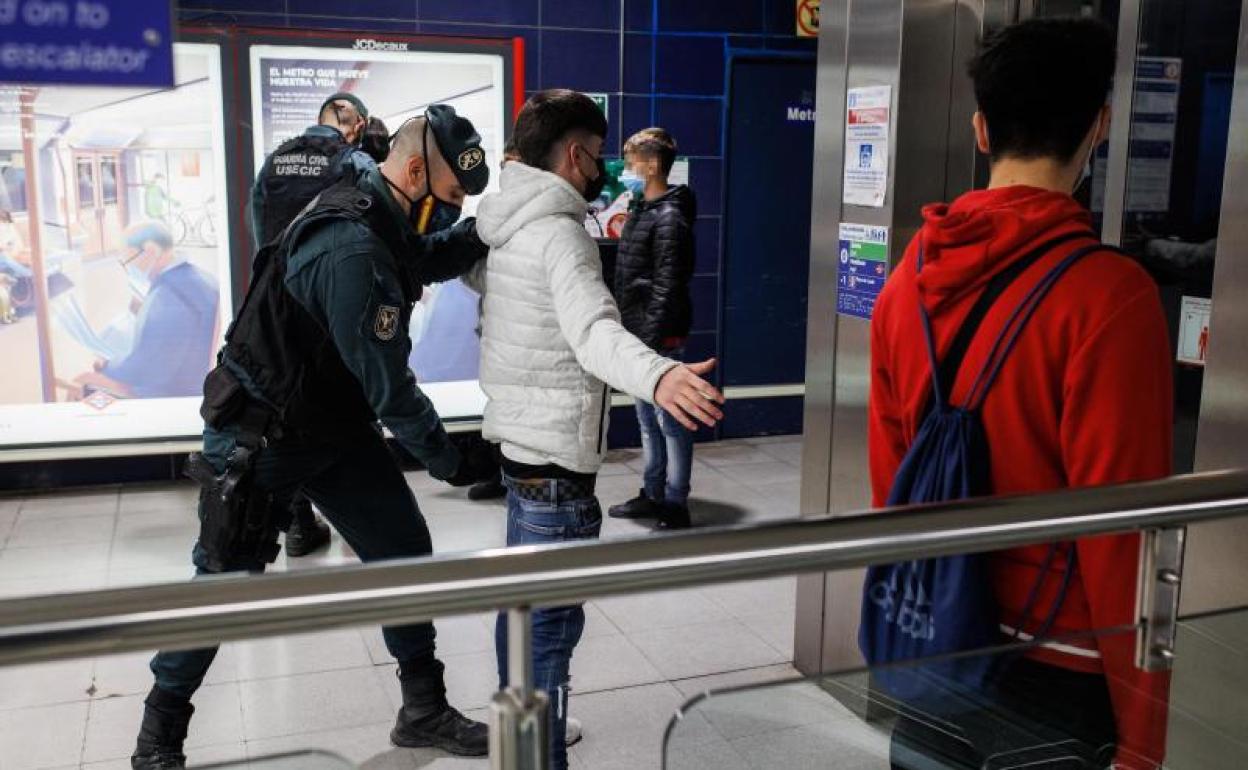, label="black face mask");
[384,122,462,235]
[579,147,607,203]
